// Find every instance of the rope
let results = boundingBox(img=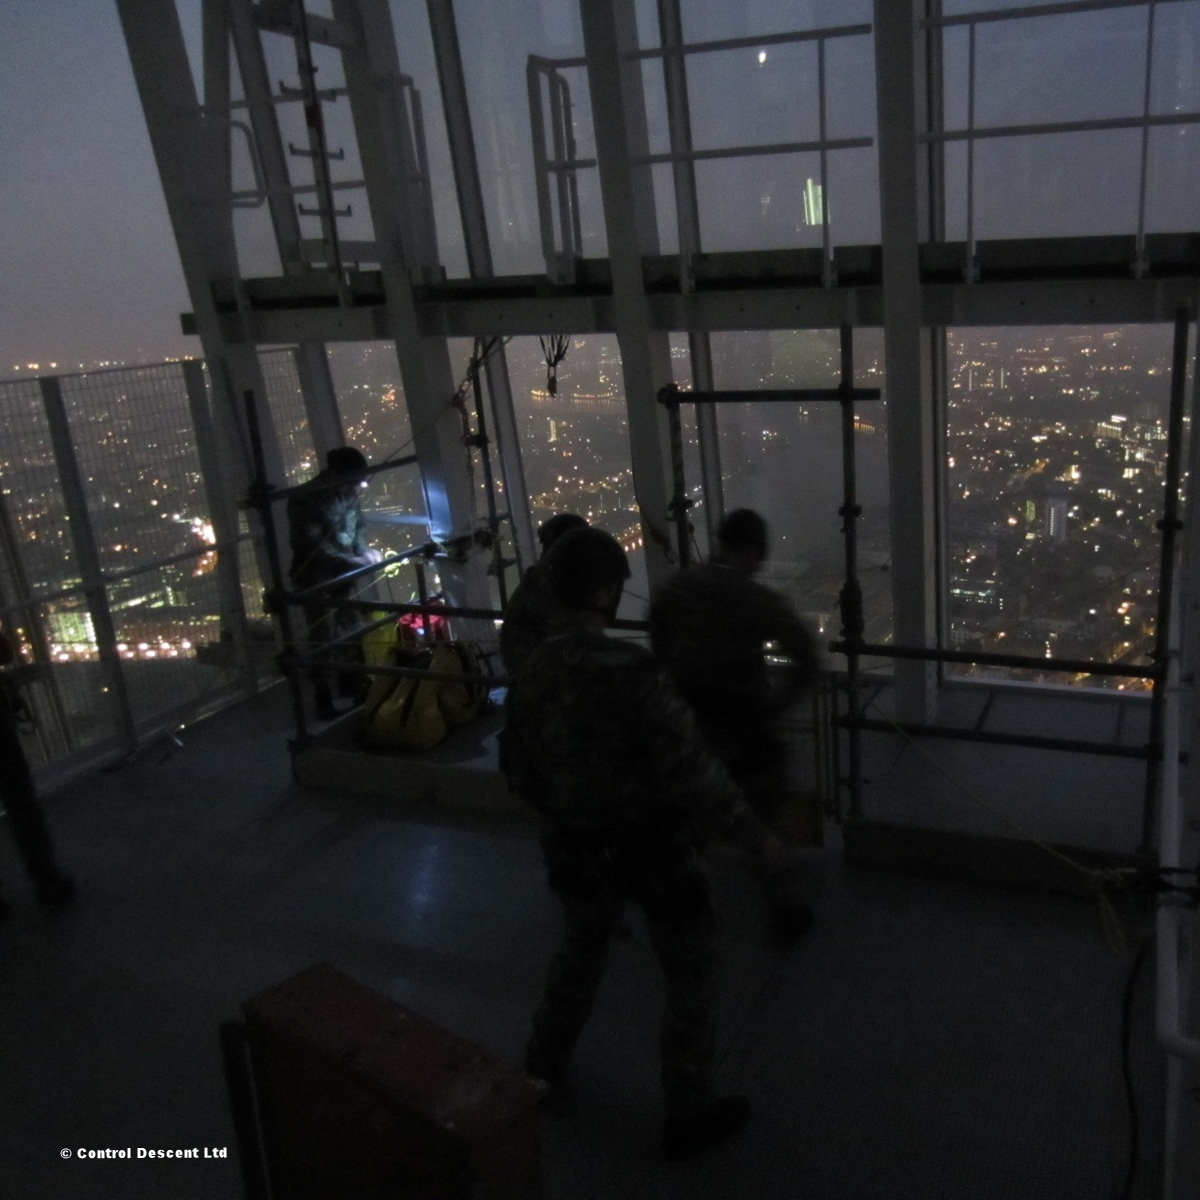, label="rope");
[860,692,1138,951]
[539,334,569,397]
